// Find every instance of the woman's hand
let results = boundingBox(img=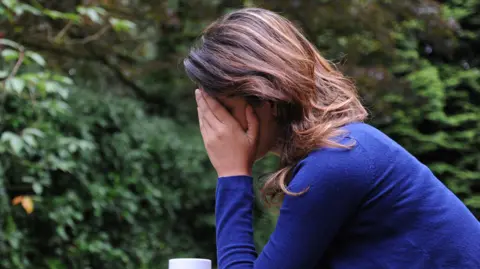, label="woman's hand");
[195,89,259,177]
